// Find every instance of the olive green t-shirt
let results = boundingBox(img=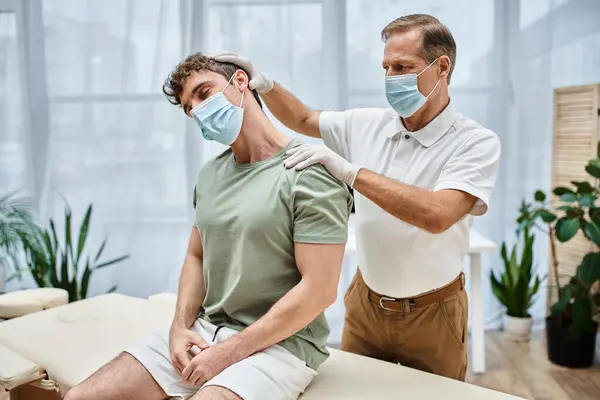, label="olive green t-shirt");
[193,138,353,370]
